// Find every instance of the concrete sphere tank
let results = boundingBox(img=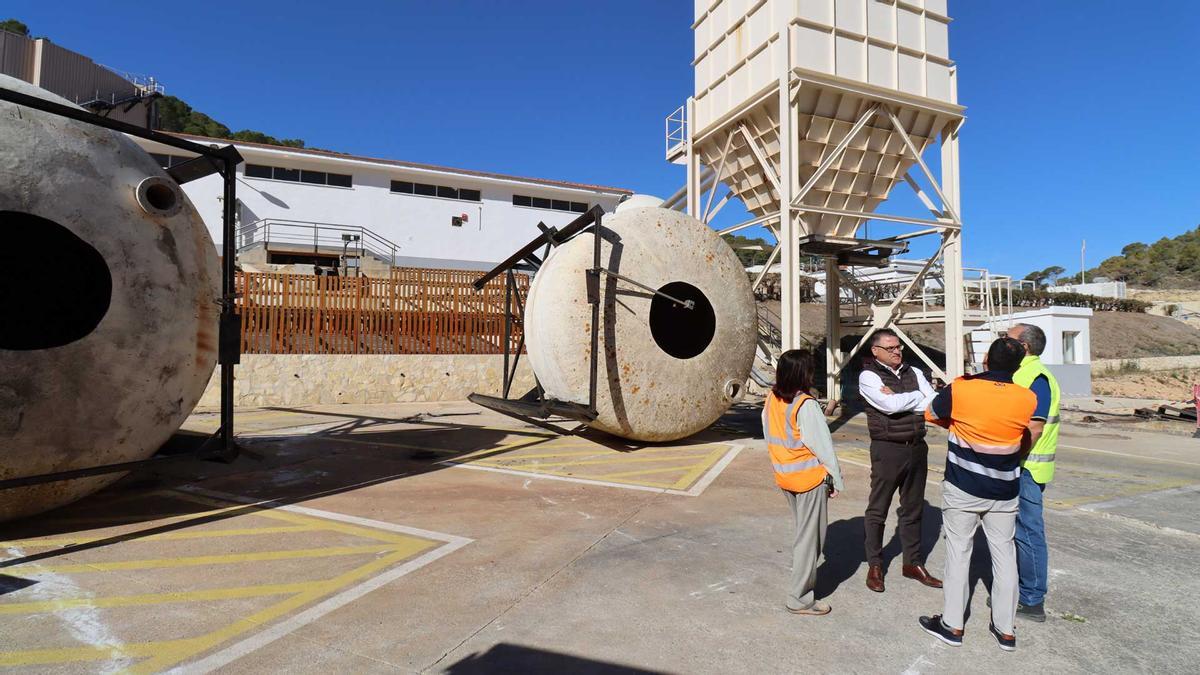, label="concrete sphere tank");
[0,74,220,521]
[524,206,756,442]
